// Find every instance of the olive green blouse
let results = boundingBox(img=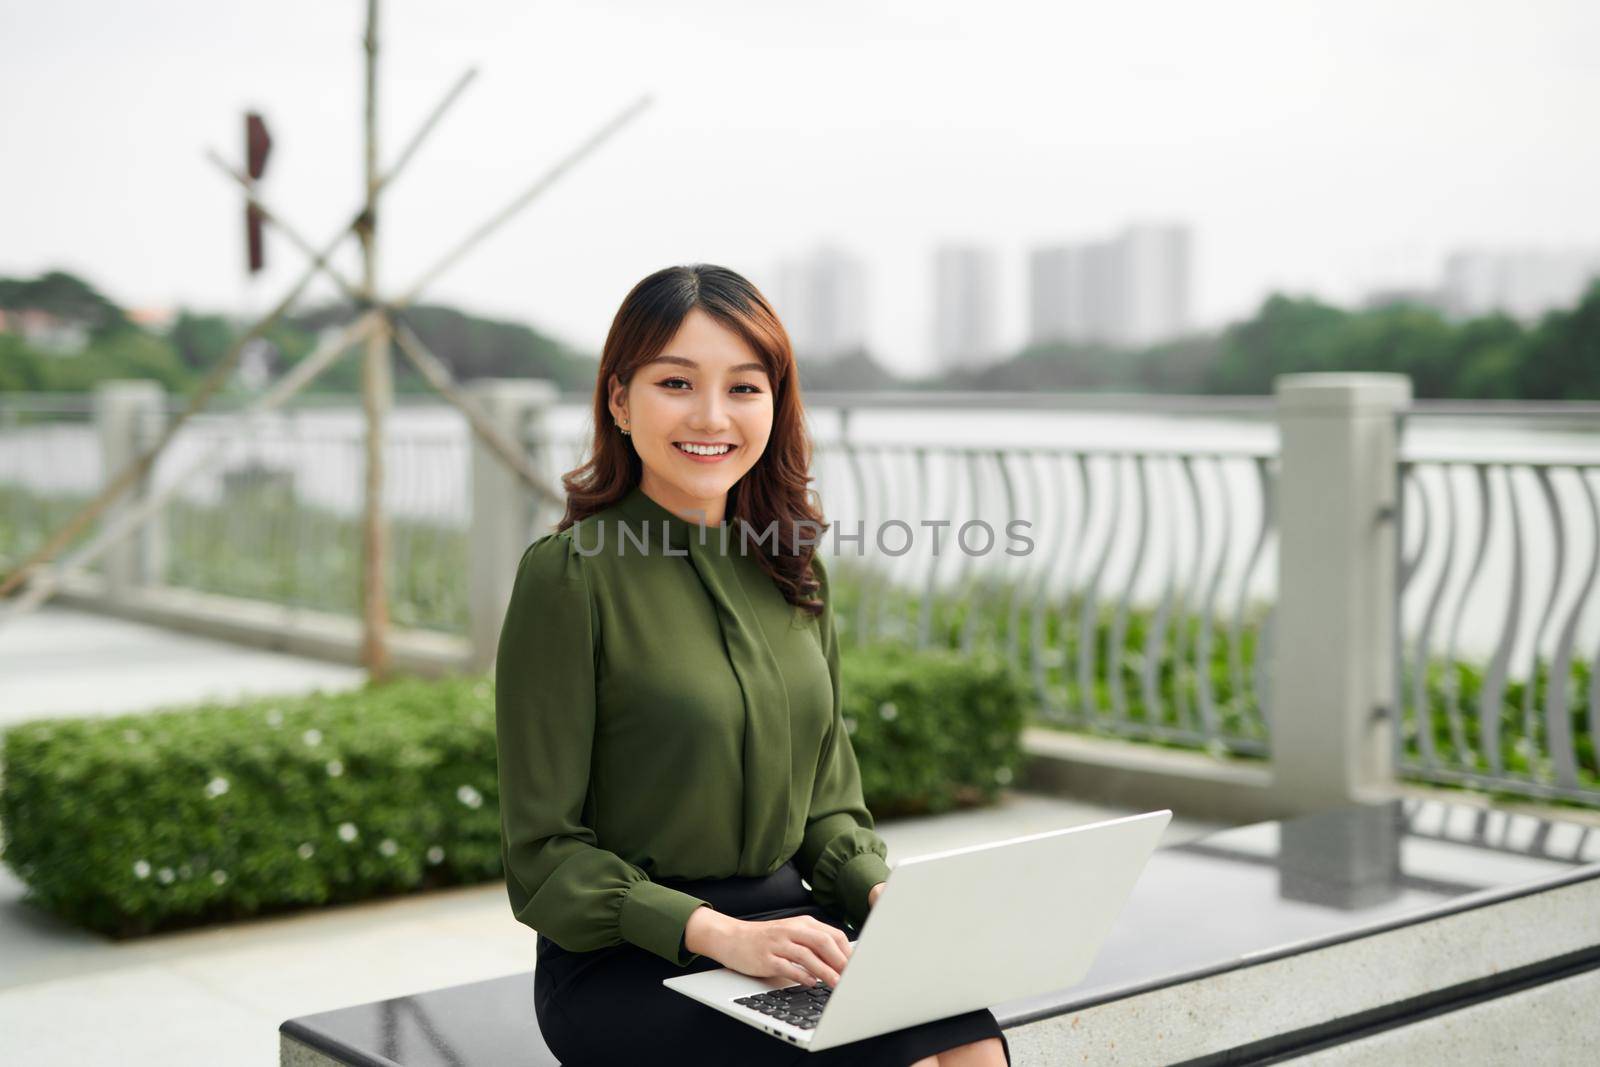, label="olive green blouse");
[494,483,893,968]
